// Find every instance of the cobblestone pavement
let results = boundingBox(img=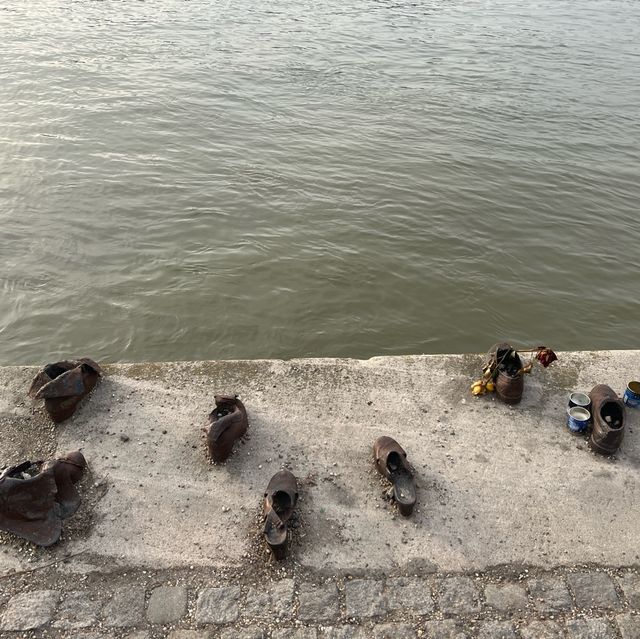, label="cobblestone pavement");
[0,564,639,638]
